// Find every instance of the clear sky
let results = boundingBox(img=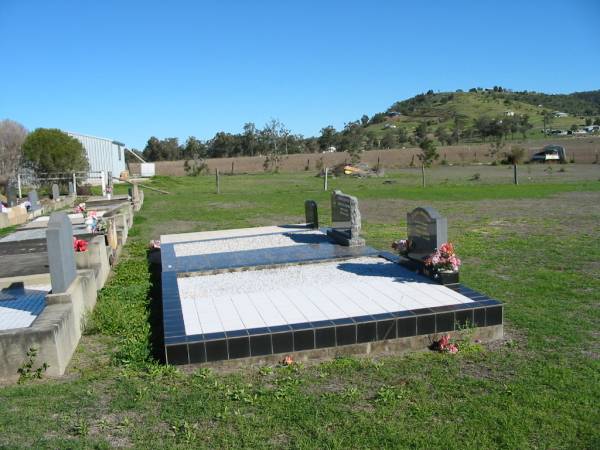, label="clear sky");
[1,0,598,149]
